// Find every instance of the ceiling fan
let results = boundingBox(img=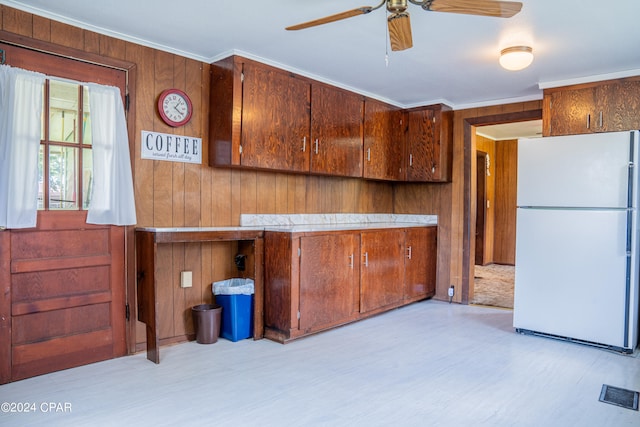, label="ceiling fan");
[286,0,523,51]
